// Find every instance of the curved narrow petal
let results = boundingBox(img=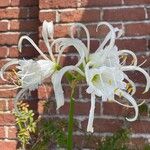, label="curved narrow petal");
[118,50,138,66]
[0,60,19,81]
[42,21,55,62]
[51,38,88,67]
[113,99,145,108]
[115,89,138,121]
[96,22,116,53]
[70,23,90,58]
[121,66,150,93]
[52,66,84,109]
[87,93,95,133]
[18,35,49,60]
